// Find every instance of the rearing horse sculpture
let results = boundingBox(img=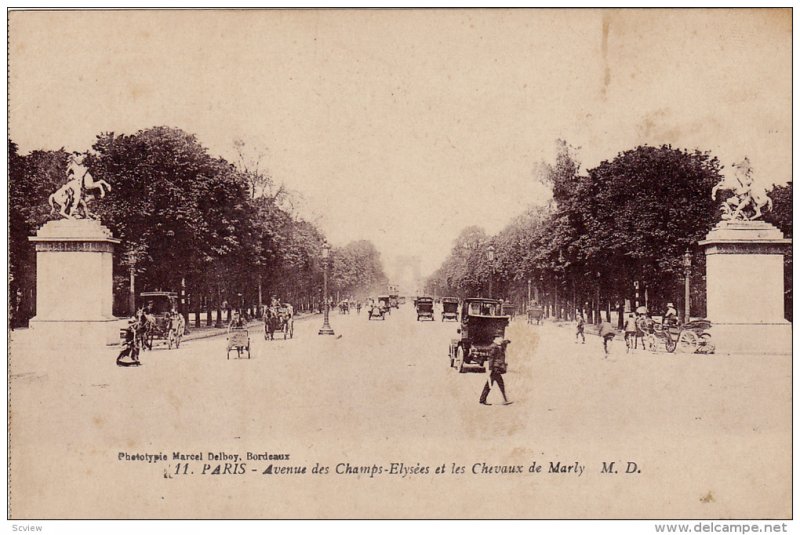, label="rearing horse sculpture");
[48,154,112,219]
[711,158,772,221]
